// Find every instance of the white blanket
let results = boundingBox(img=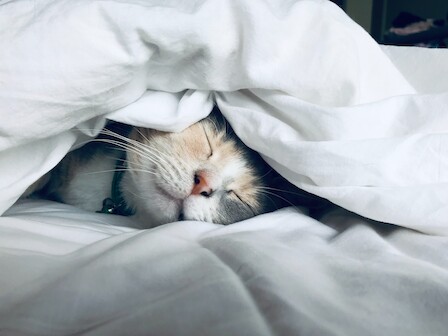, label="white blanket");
[1,0,448,334]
